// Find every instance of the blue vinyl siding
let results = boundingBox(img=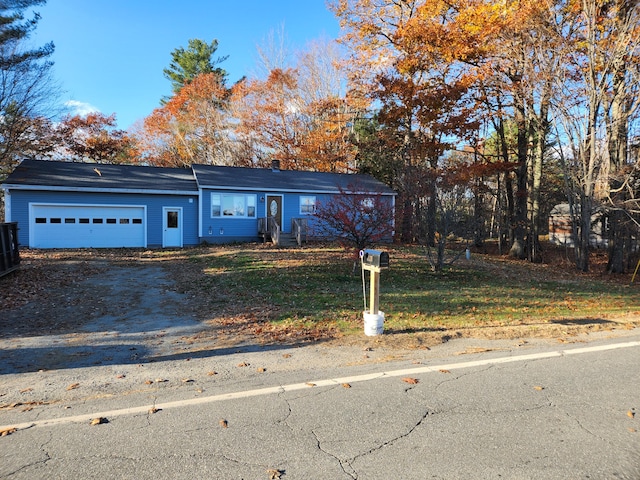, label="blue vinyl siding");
[8,190,199,247]
[201,190,261,243]
[199,189,352,243]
